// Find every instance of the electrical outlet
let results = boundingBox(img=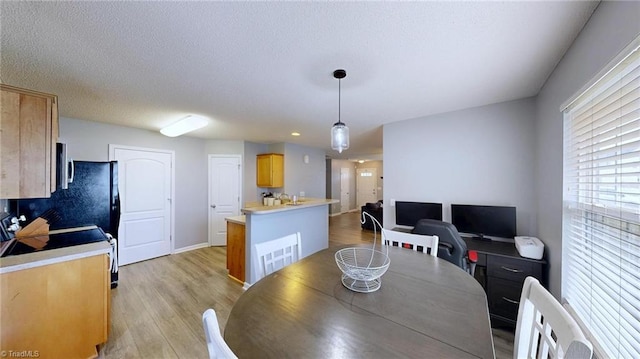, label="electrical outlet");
[300,191,305,197]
